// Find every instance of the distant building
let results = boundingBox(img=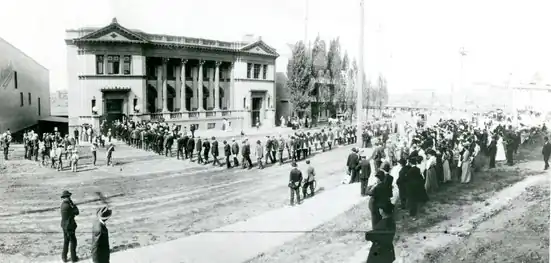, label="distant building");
[50,90,68,117]
[65,18,279,131]
[275,72,290,125]
[0,37,51,133]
